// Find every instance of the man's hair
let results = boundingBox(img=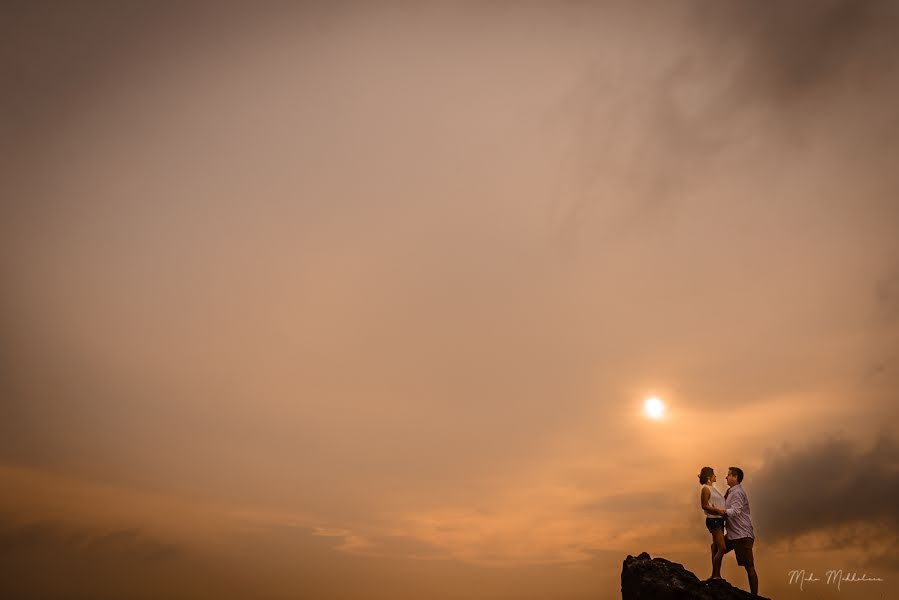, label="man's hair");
[698,466,715,485]
[728,467,744,483]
